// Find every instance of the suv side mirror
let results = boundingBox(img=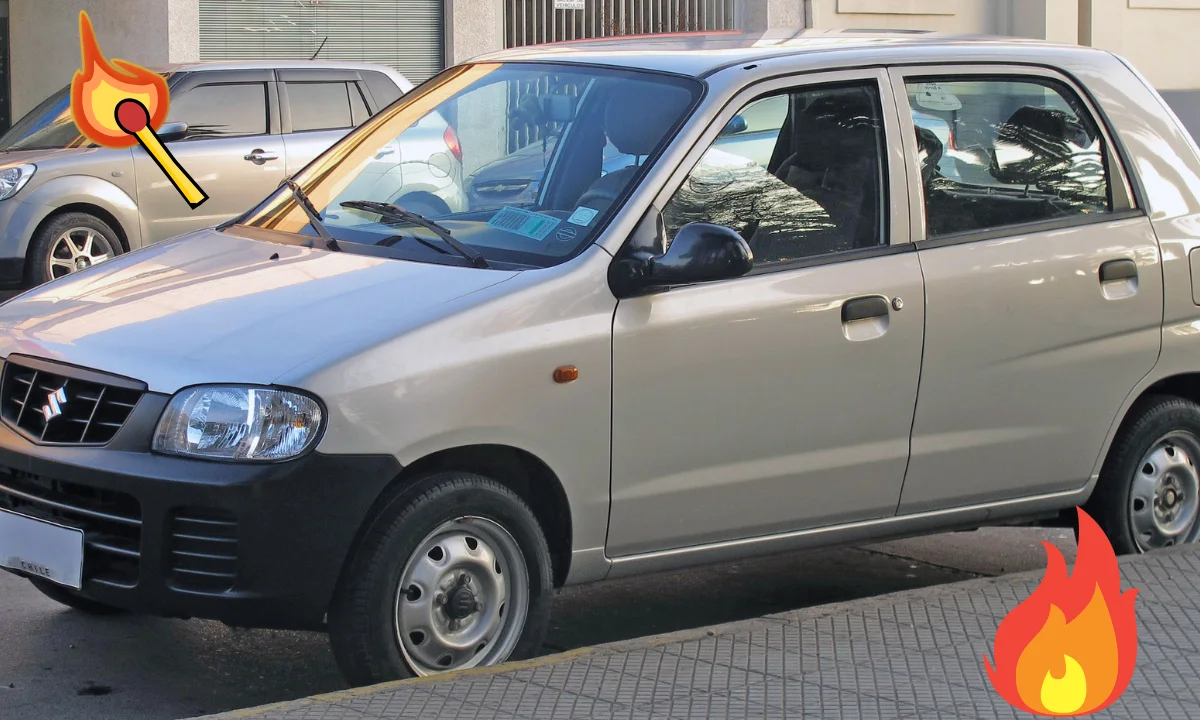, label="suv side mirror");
[719,114,747,137]
[611,222,753,297]
[157,122,189,142]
